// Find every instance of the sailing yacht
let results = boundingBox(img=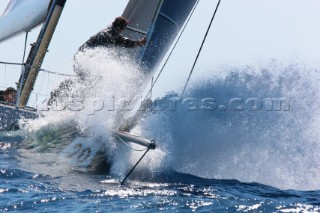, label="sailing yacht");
[0,0,199,177]
[0,0,197,131]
